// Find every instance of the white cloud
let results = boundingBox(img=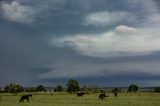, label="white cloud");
[53,24,160,57]
[84,11,135,26]
[1,1,36,24]
[115,25,138,33]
